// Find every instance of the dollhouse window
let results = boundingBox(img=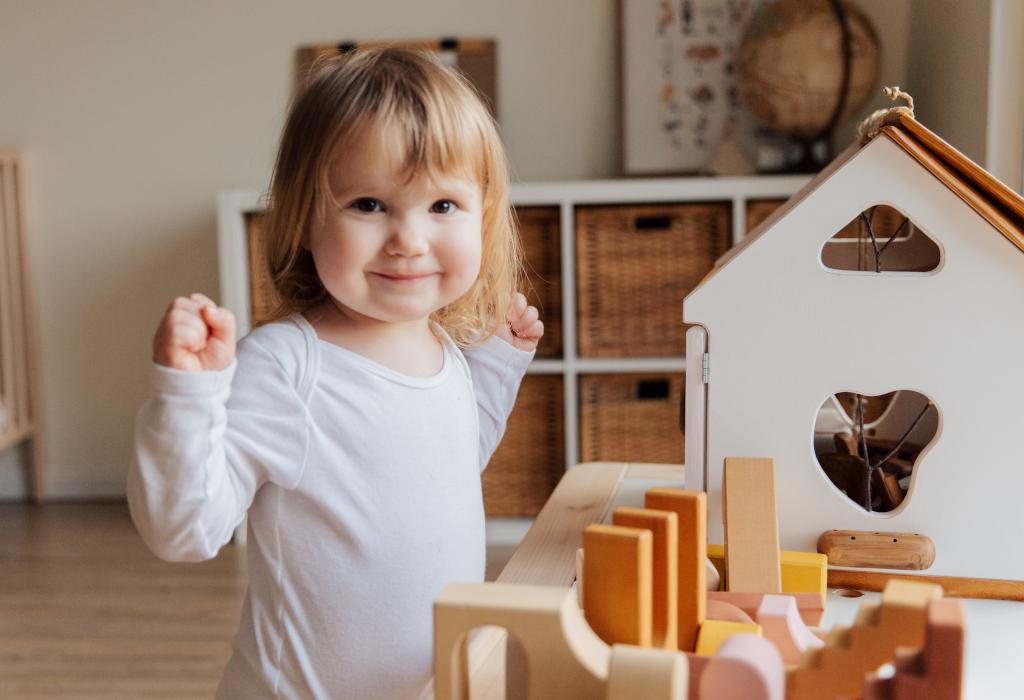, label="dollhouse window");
[813,390,939,513]
[820,205,941,273]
